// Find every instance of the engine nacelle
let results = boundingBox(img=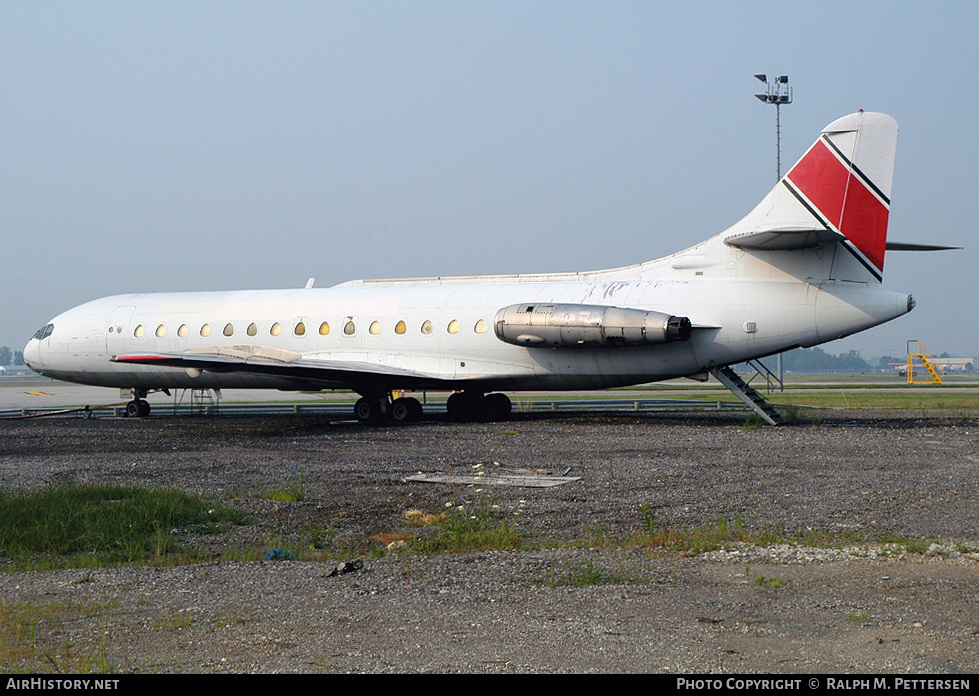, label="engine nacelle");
[494,303,692,348]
